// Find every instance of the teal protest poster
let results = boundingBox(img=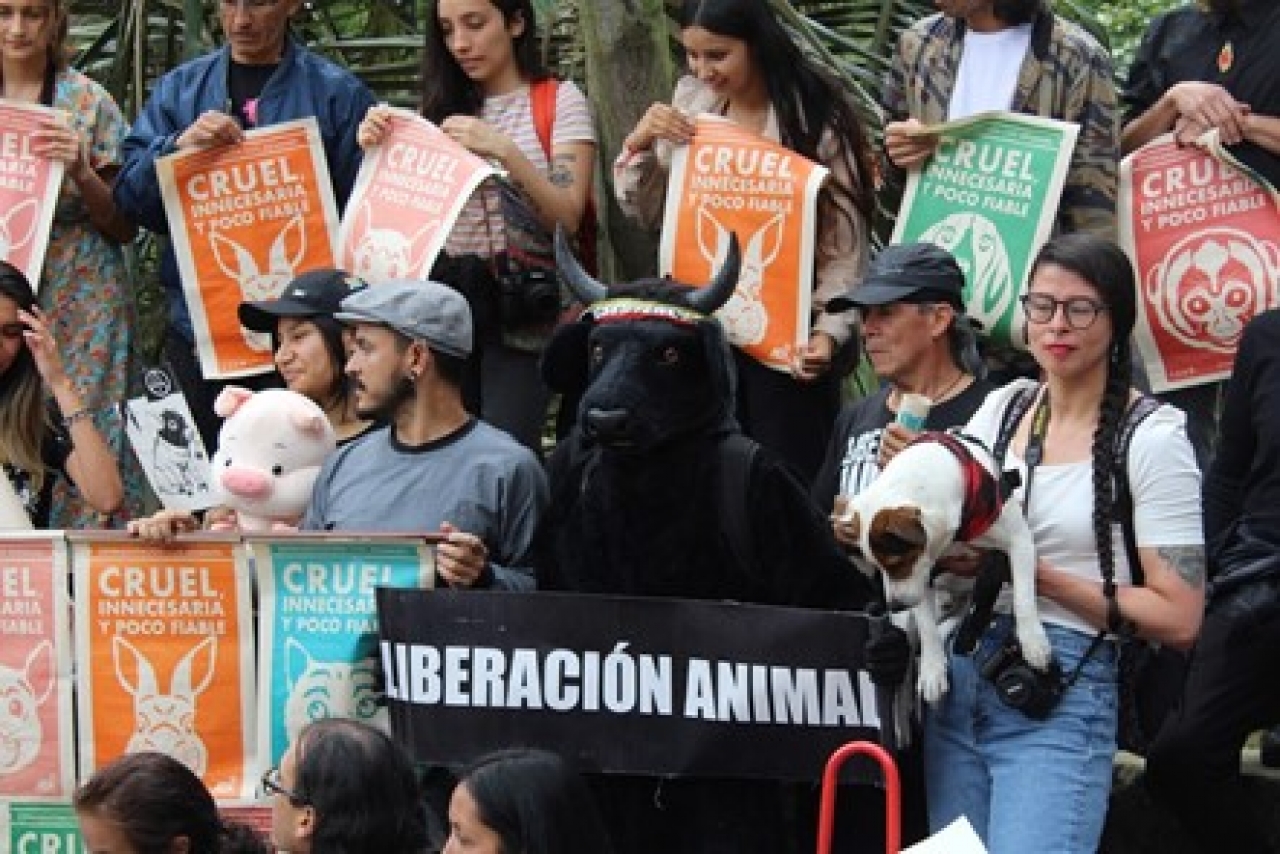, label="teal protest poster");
[891,112,1079,348]
[3,802,80,853]
[253,536,434,768]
